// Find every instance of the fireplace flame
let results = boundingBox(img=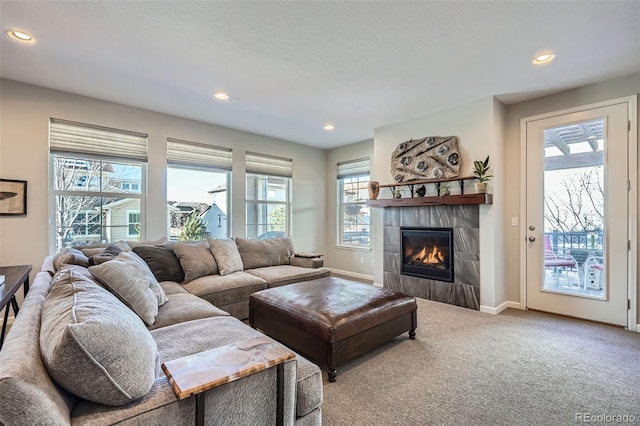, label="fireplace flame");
[415,245,445,265]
